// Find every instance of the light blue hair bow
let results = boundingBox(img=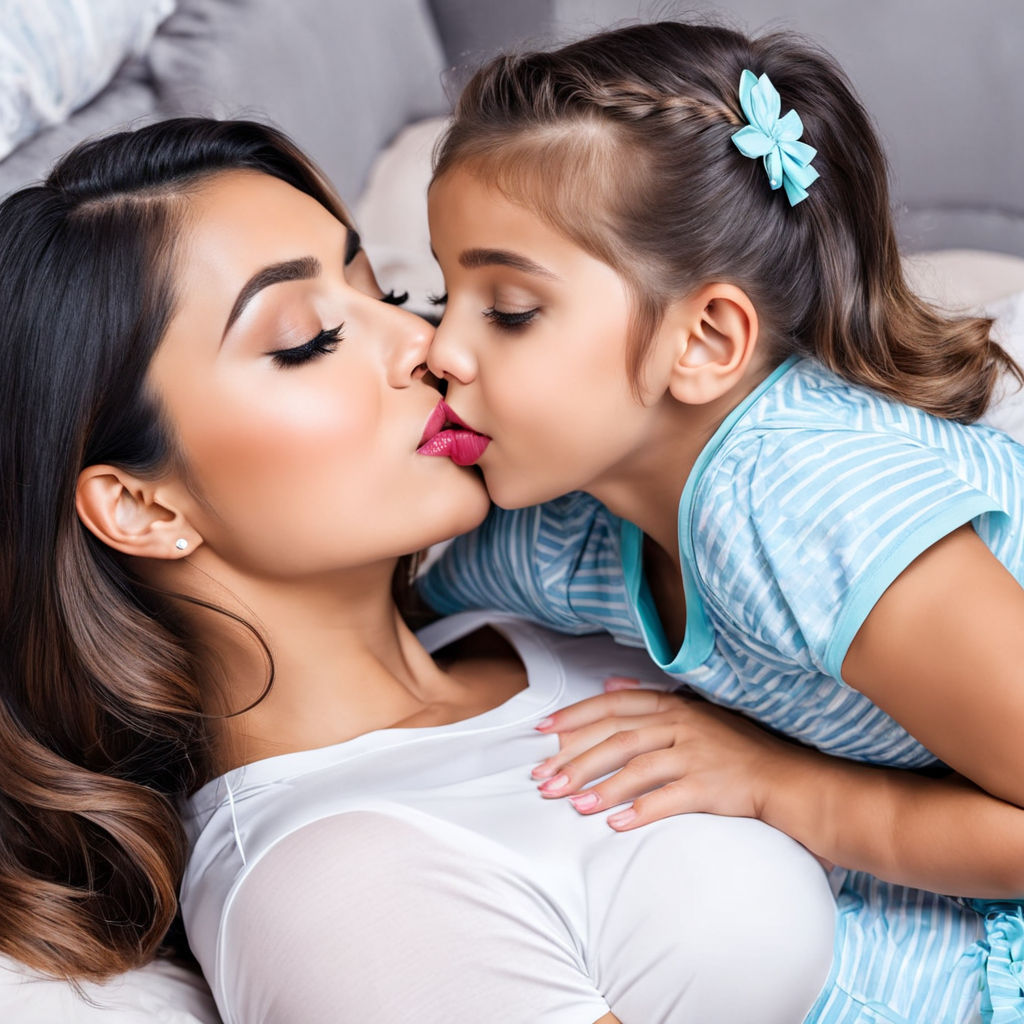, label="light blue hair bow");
[731,70,819,206]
